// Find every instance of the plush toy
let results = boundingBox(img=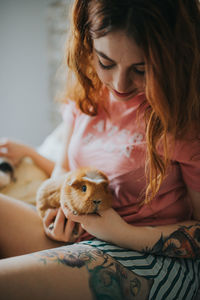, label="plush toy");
[36,167,113,219]
[0,158,15,189]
